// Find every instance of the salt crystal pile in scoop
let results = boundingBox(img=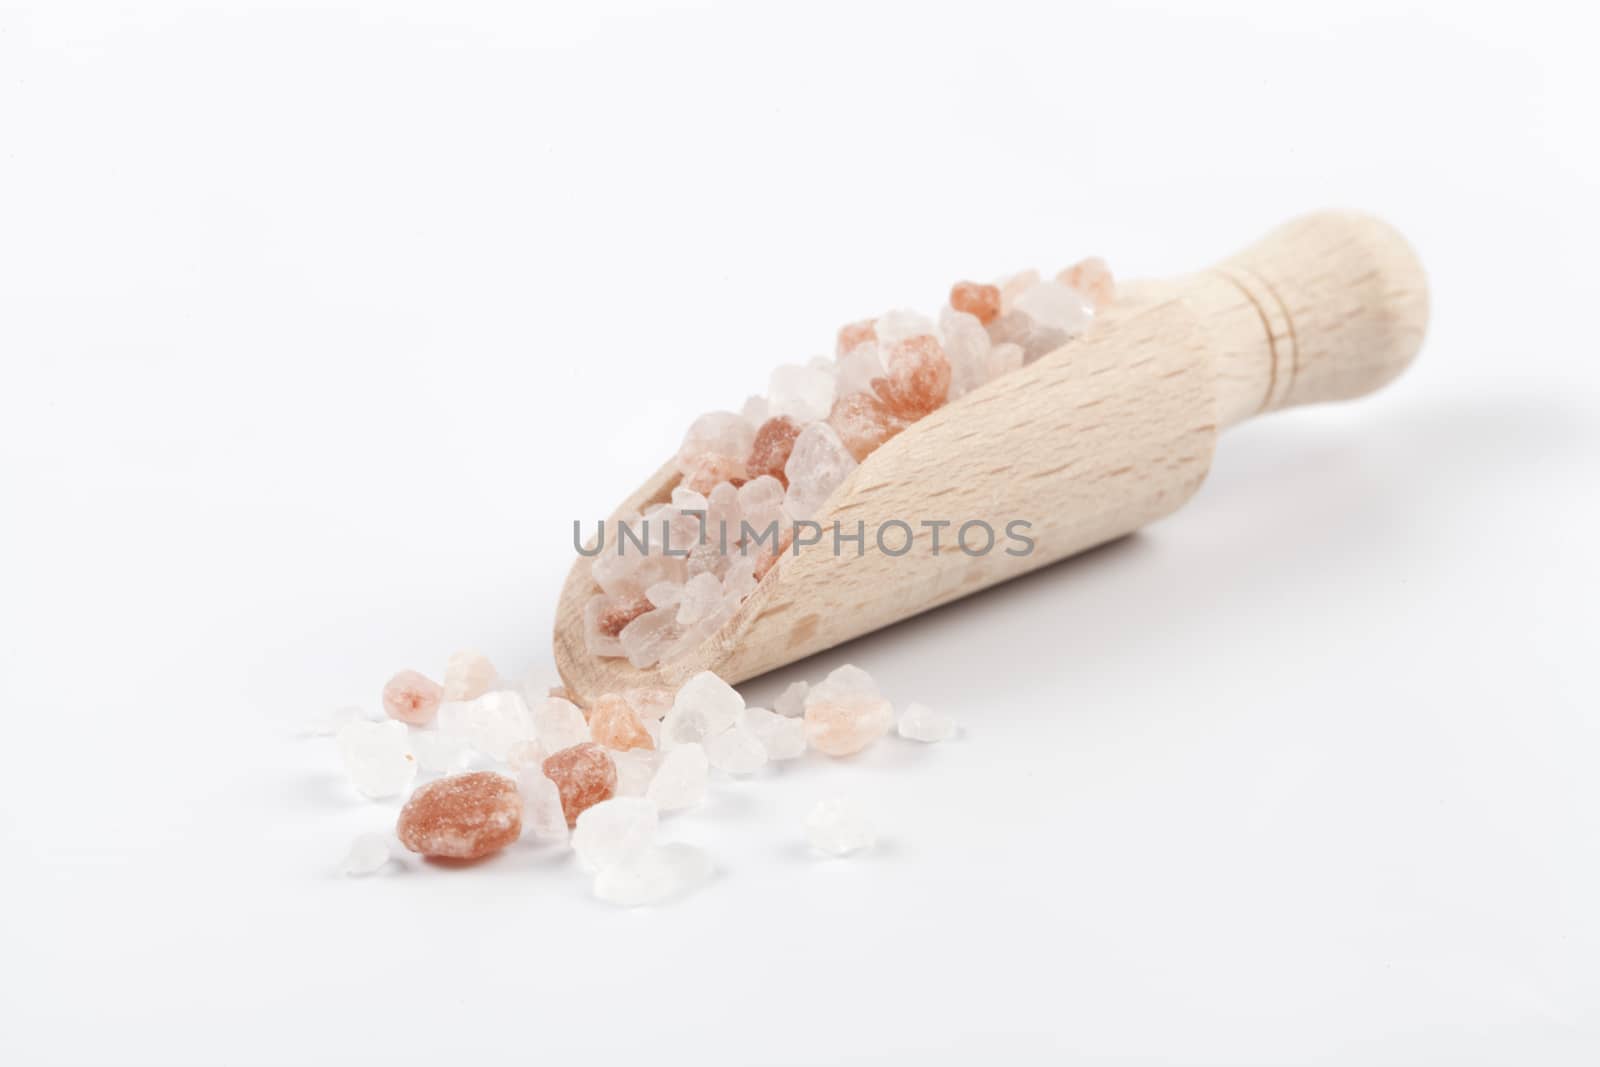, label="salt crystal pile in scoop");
[581,259,1113,668]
